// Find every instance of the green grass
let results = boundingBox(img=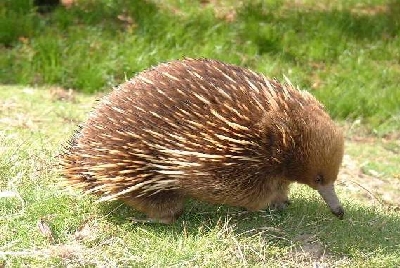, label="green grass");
[1,0,400,134]
[1,1,400,265]
[1,86,400,267]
